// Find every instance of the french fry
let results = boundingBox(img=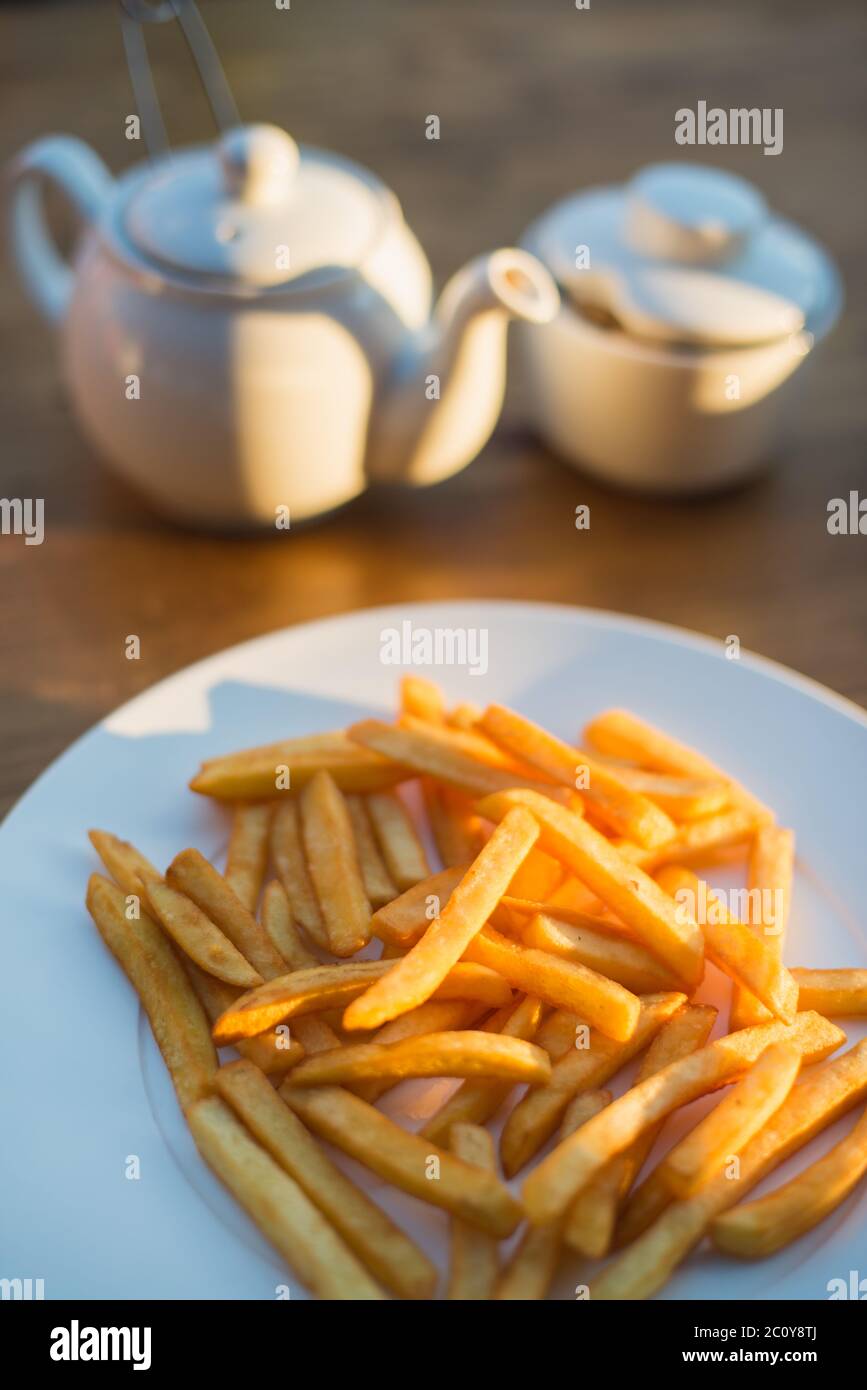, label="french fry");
[563,1008,718,1260]
[371,865,467,948]
[269,799,329,951]
[422,781,486,868]
[711,1102,867,1259]
[590,766,730,821]
[348,719,563,800]
[283,1086,523,1237]
[190,730,405,800]
[792,968,867,1016]
[167,848,287,981]
[481,704,676,849]
[522,911,680,995]
[143,878,263,989]
[657,866,799,1024]
[182,957,305,1075]
[345,795,398,908]
[535,1009,584,1062]
[495,1090,611,1301]
[365,791,430,891]
[583,709,773,825]
[421,996,544,1144]
[260,879,316,971]
[570,1003,718,1259]
[463,925,641,1042]
[213,960,512,1045]
[631,807,759,873]
[355,999,484,1103]
[224,804,271,911]
[448,702,483,731]
[187,1095,386,1299]
[86,874,217,1113]
[214,1060,436,1299]
[447,1125,500,1300]
[590,1039,867,1300]
[342,807,539,1032]
[730,826,796,1029]
[499,992,687,1177]
[401,711,554,779]
[546,875,607,918]
[88,829,161,894]
[523,1011,845,1225]
[400,674,446,724]
[505,847,564,903]
[476,790,705,989]
[300,771,372,956]
[285,1030,551,1089]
